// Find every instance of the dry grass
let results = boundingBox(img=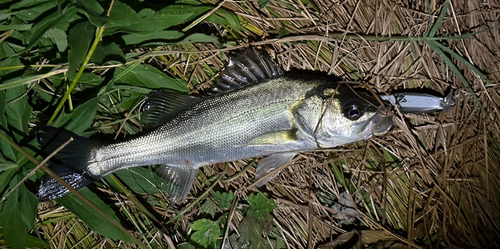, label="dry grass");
[37,0,500,248]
